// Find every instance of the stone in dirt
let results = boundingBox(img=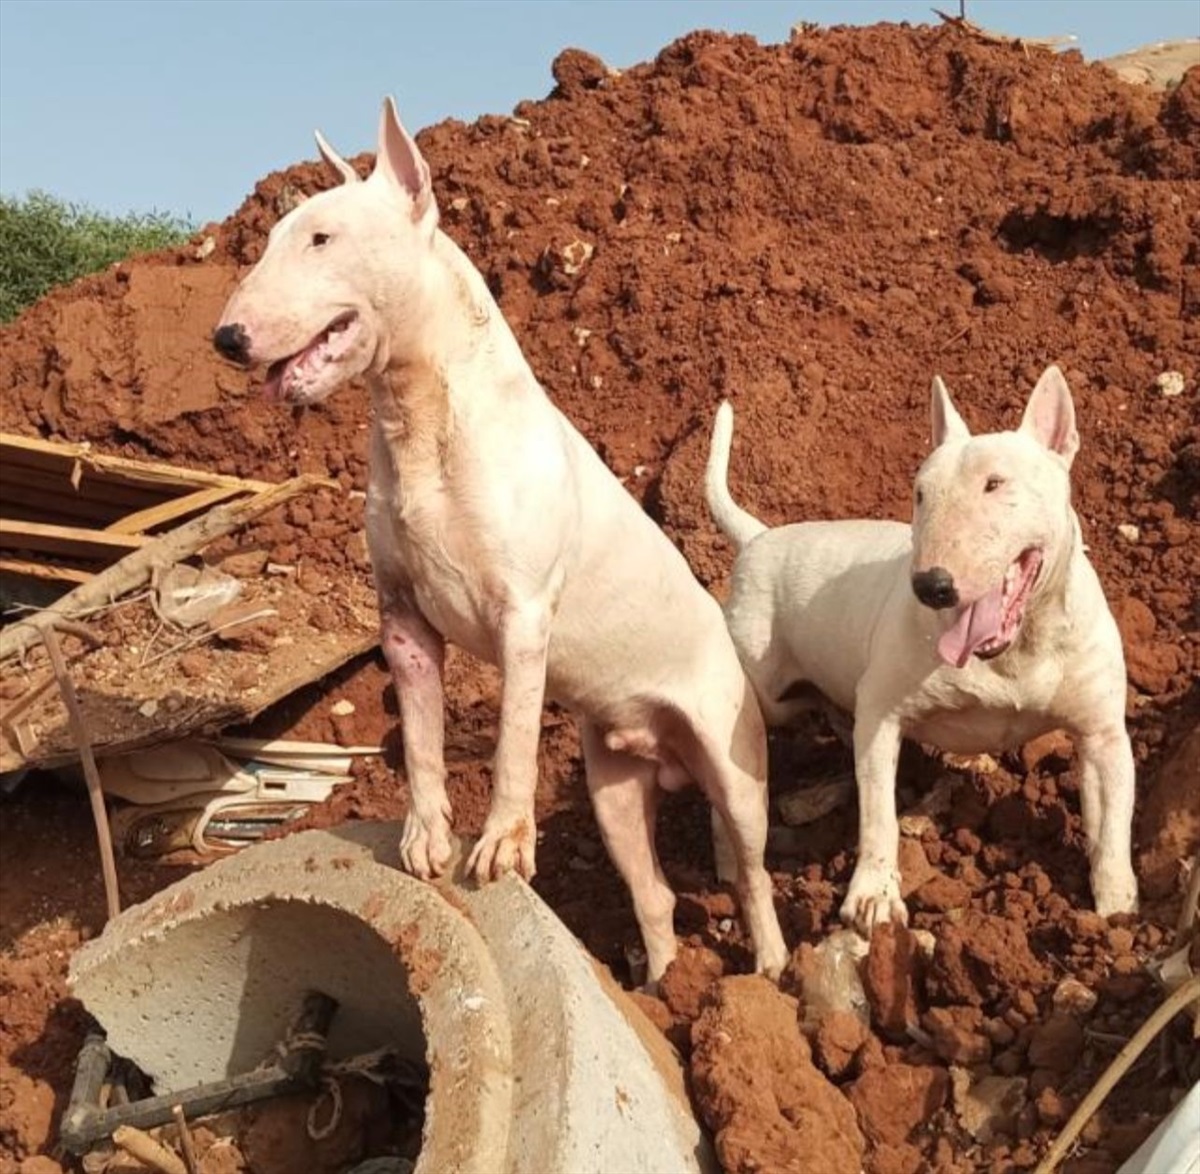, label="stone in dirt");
[923,1005,992,1066]
[1027,1013,1086,1072]
[950,1066,1027,1143]
[690,975,865,1174]
[927,911,1050,1007]
[658,944,724,1020]
[862,922,925,1037]
[812,1009,872,1078]
[848,1060,950,1147]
